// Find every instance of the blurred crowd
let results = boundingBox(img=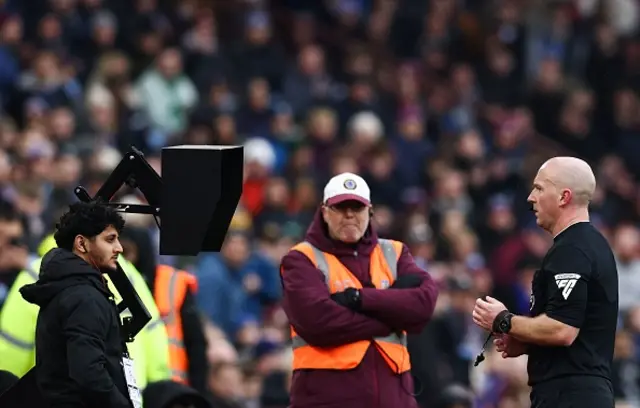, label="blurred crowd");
[1,0,640,407]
